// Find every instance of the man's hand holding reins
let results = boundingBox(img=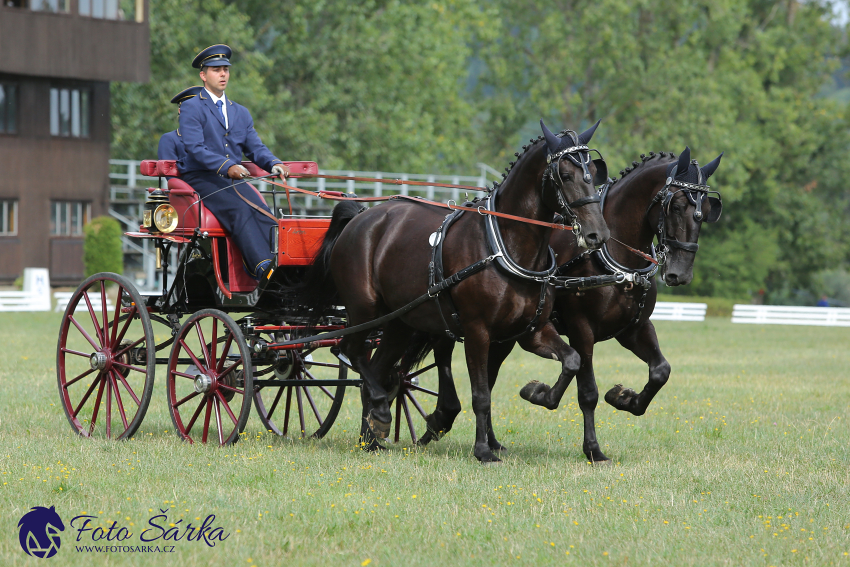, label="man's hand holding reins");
[227,164,251,179]
[272,163,290,180]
